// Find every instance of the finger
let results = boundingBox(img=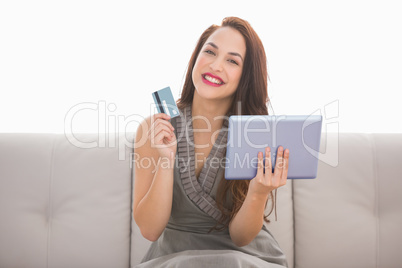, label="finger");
[154,117,175,131]
[148,124,167,142]
[256,151,264,178]
[273,146,284,179]
[265,147,272,180]
[153,112,171,121]
[155,126,174,138]
[261,147,272,186]
[154,129,173,145]
[149,119,174,137]
[150,125,174,145]
[150,113,171,130]
[155,121,174,135]
[280,149,290,184]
